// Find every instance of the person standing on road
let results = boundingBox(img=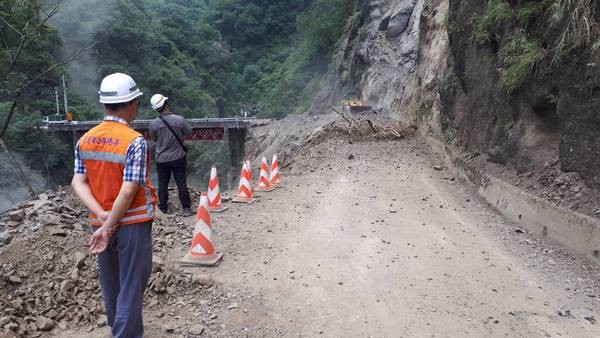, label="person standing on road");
[148,94,194,216]
[71,73,157,338]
